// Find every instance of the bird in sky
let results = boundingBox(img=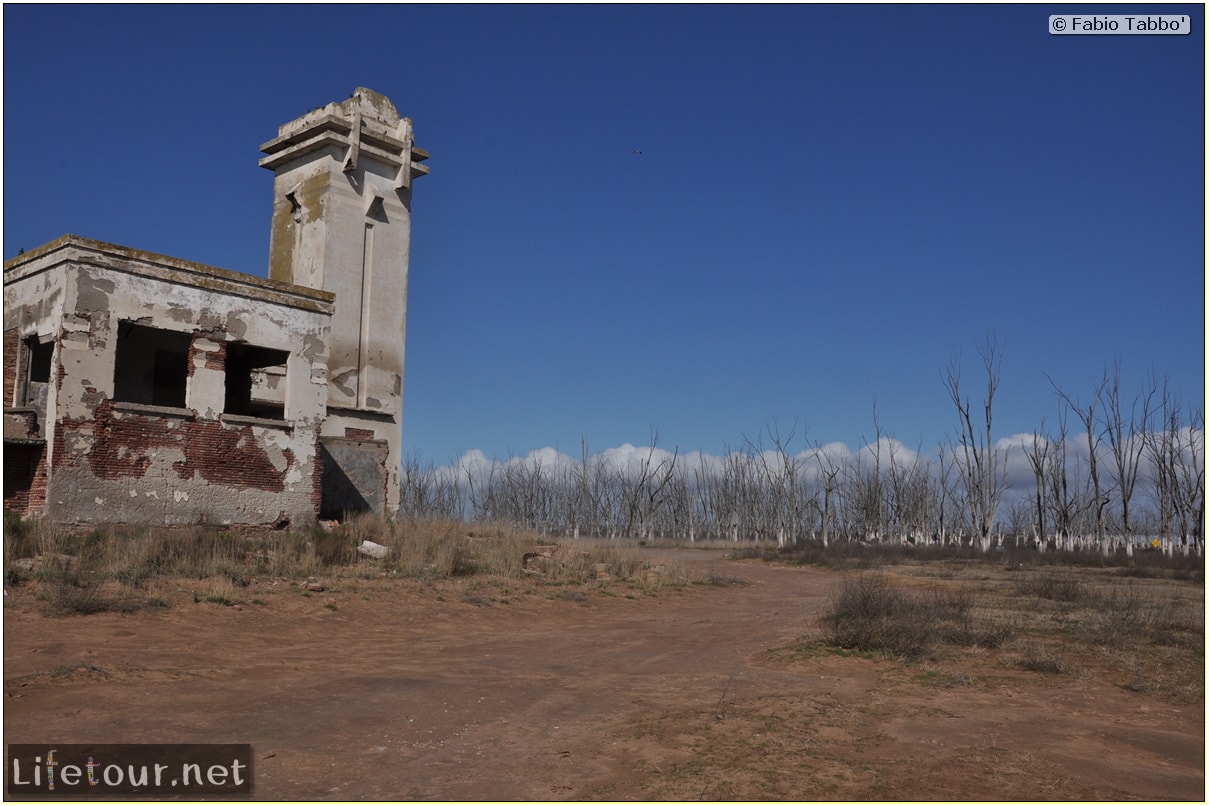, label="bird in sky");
[632,149,643,155]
